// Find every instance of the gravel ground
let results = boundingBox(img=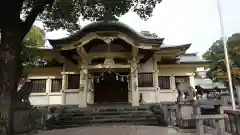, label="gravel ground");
[31,125,201,135]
